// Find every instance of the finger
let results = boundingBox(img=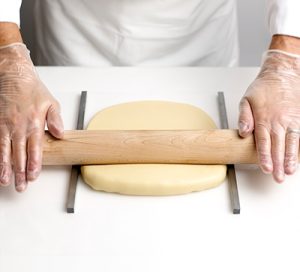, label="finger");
[238,98,254,137]
[0,132,12,186]
[46,104,64,139]
[284,131,299,175]
[255,124,273,174]
[271,127,286,183]
[12,135,27,192]
[27,129,44,181]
